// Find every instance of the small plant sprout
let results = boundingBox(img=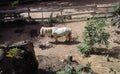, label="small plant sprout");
[6,48,25,59]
